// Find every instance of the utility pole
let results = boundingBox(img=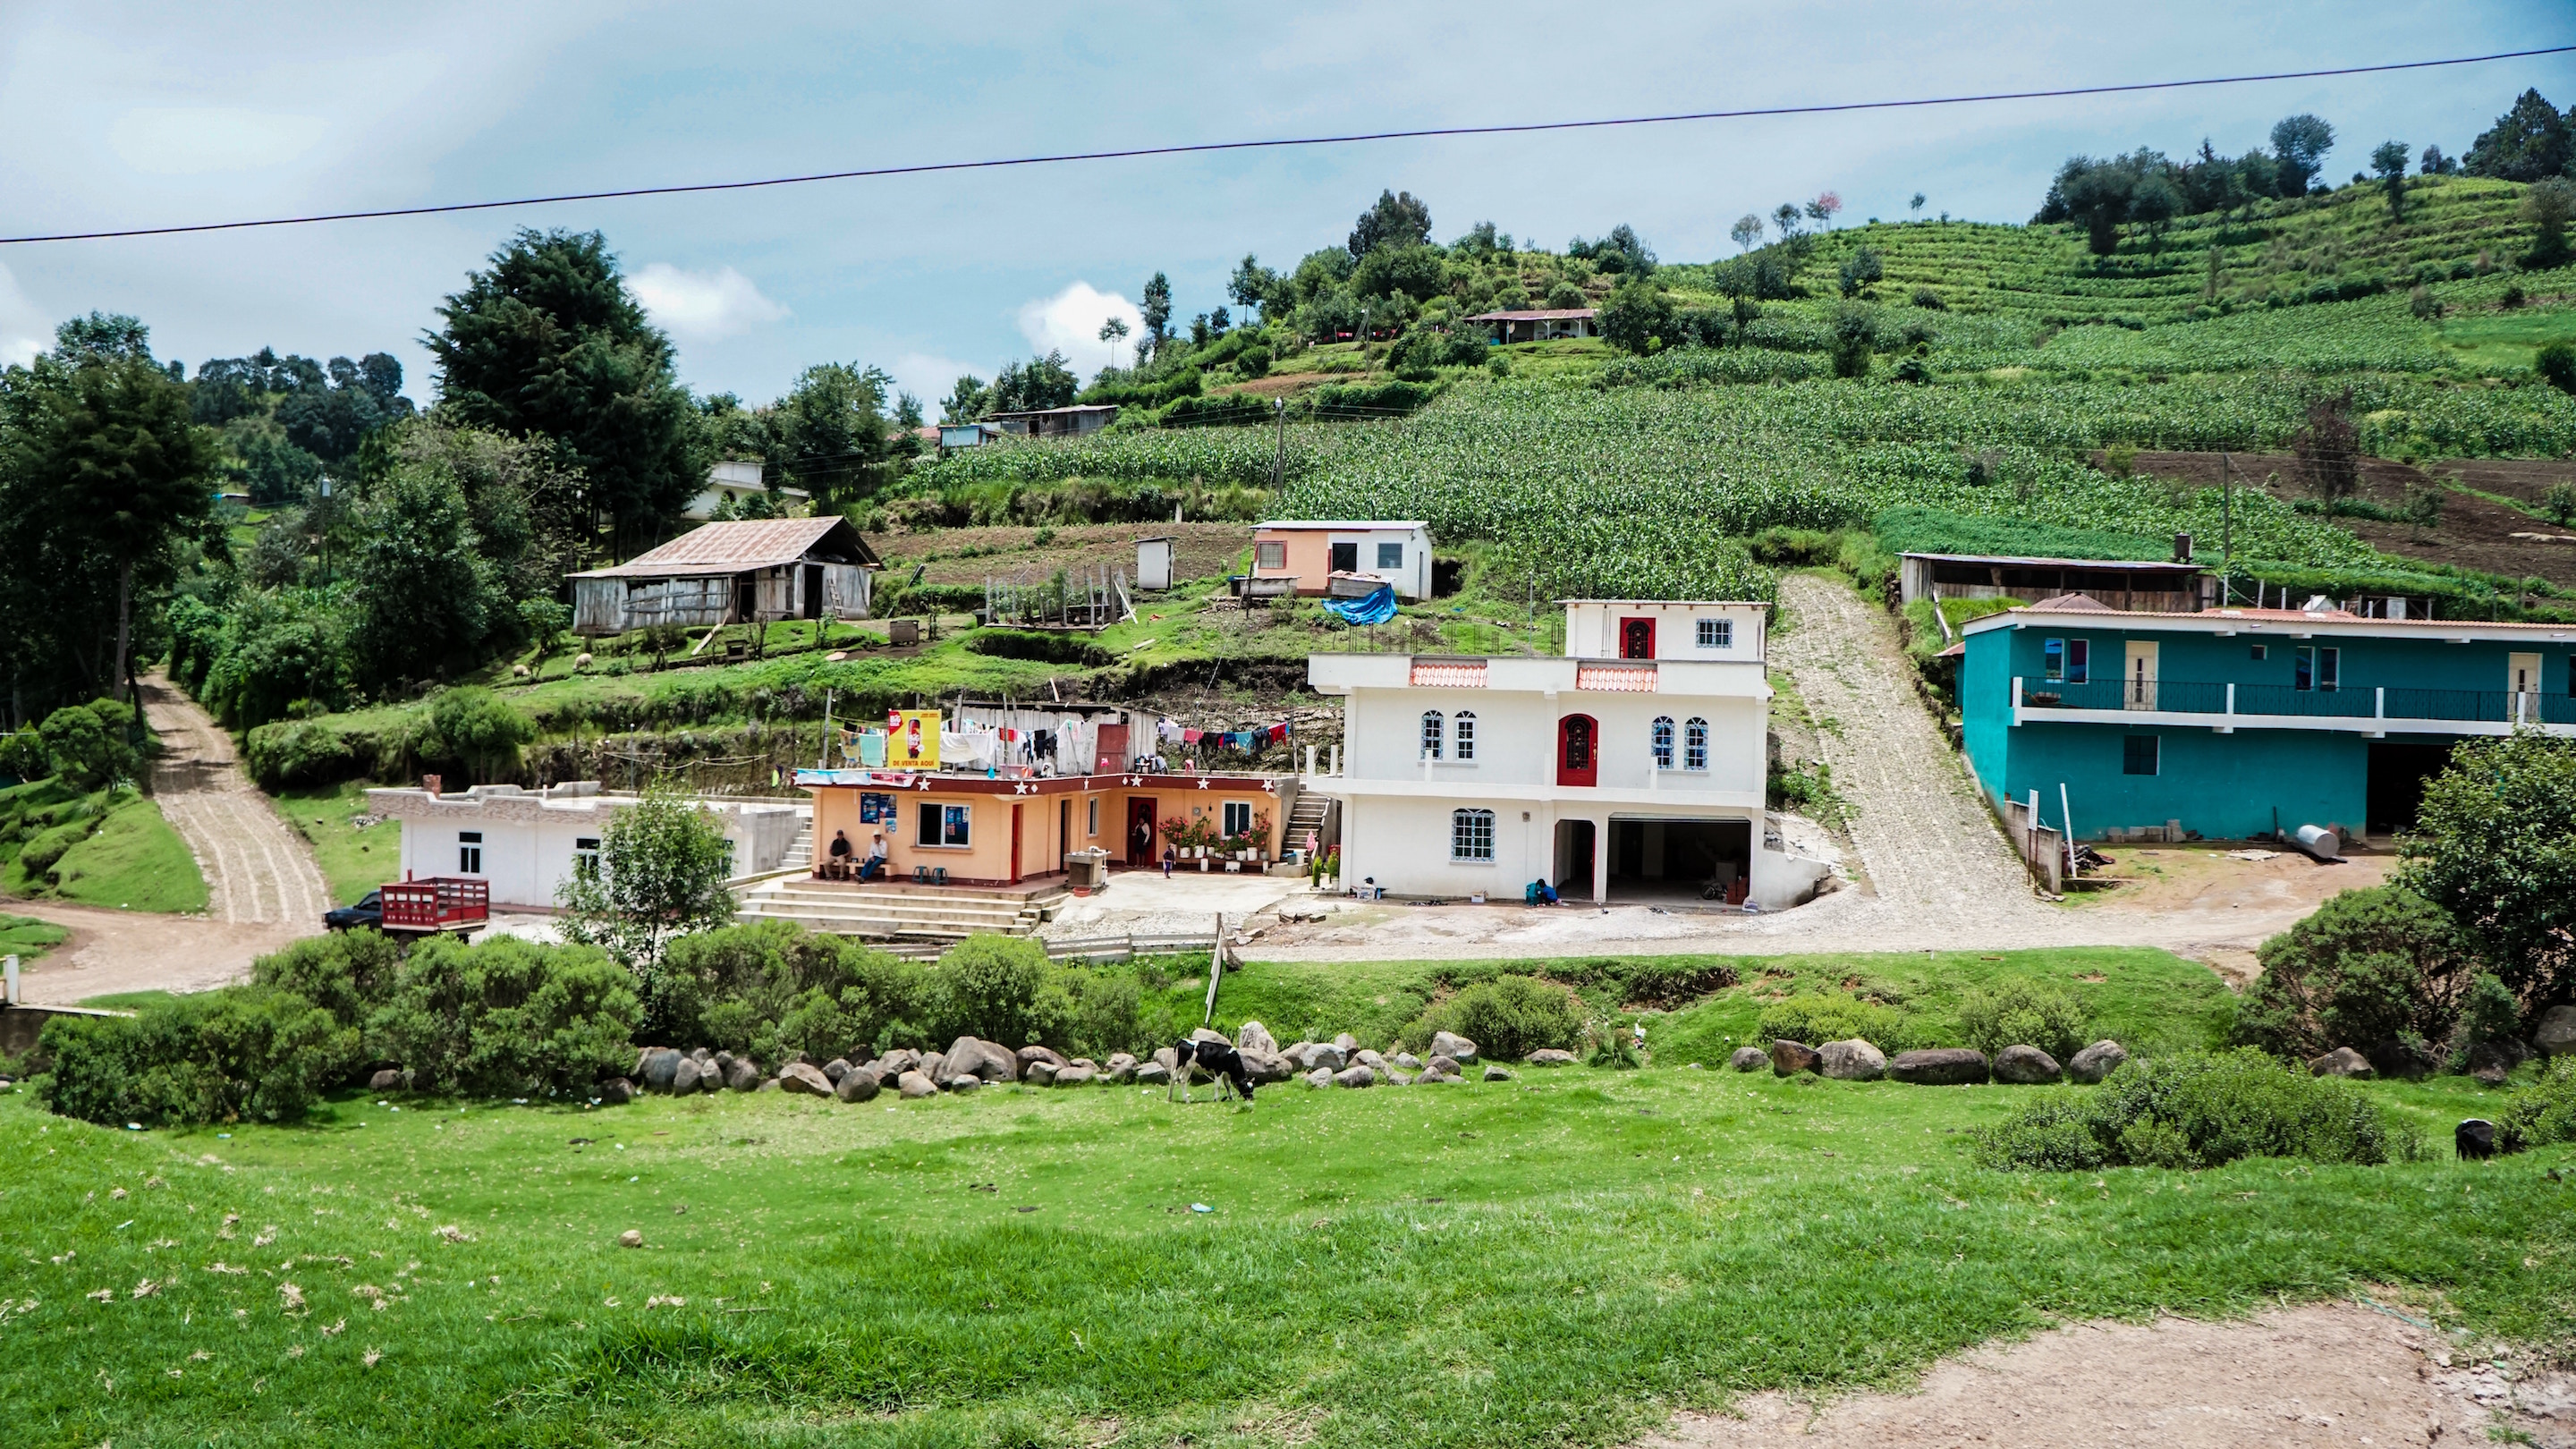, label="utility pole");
[1271,398,1287,492]
[2219,452,2233,603]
